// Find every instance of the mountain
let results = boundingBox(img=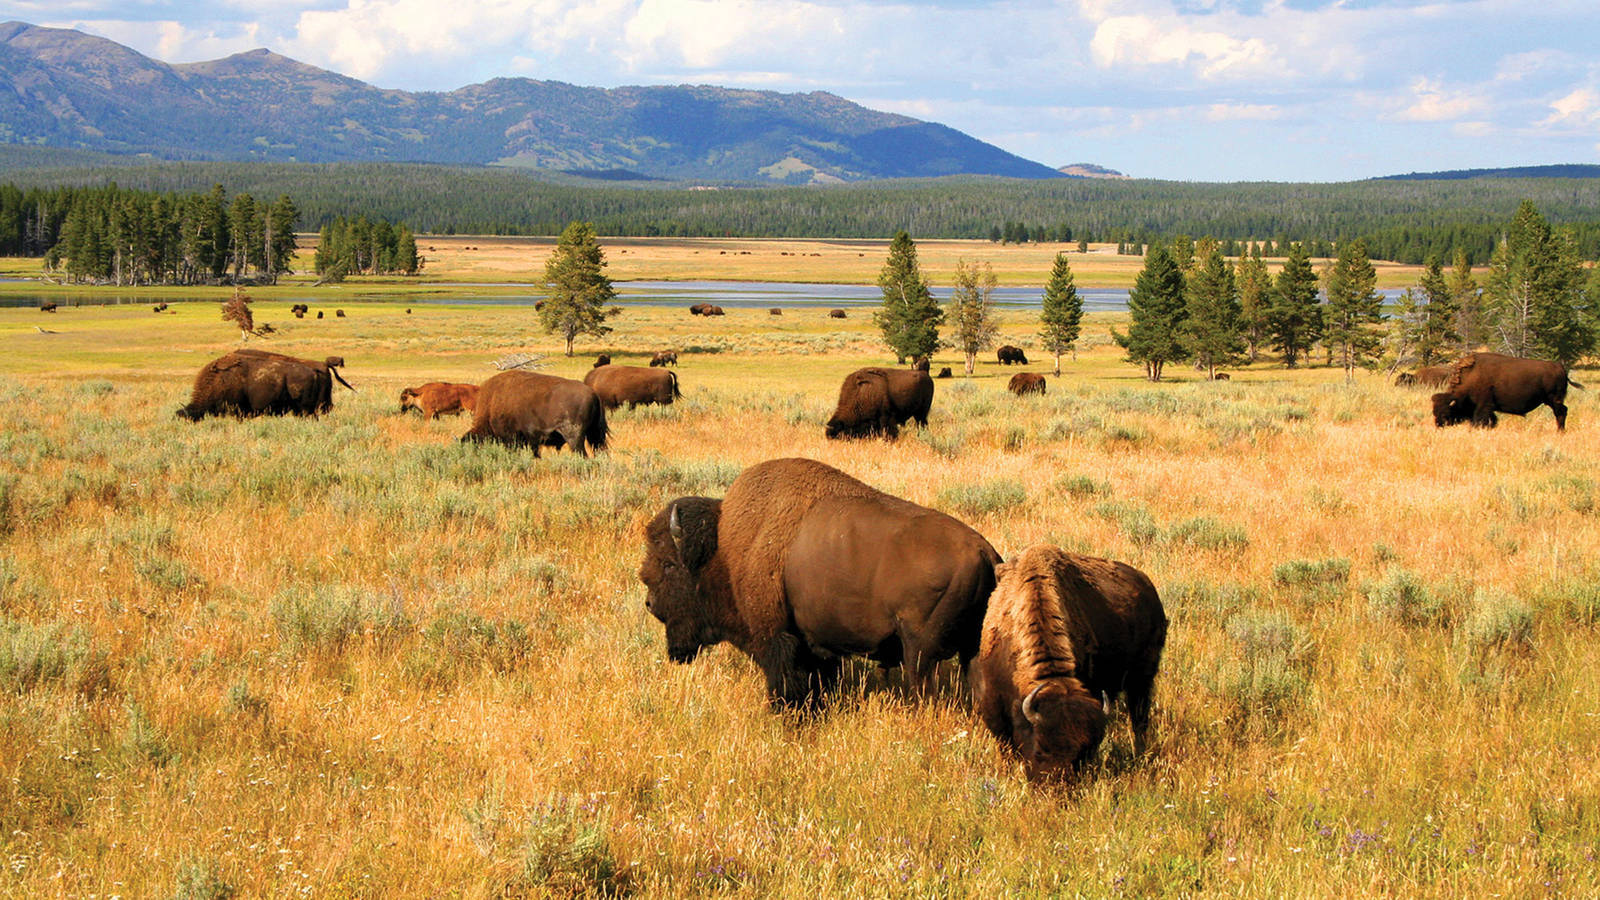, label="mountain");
[0,21,1064,183]
[1057,163,1128,179]
[1377,165,1600,181]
